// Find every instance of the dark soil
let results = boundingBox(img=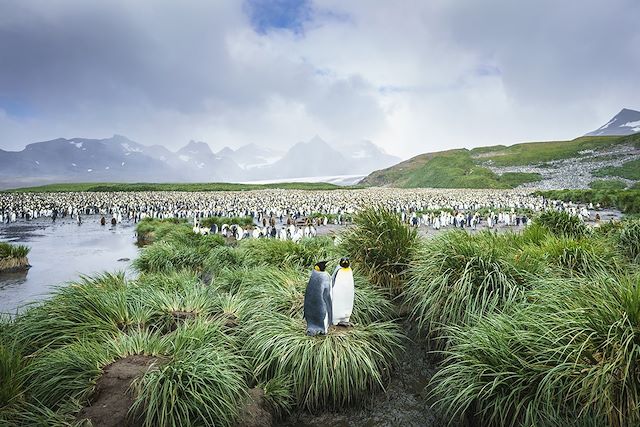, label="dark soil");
[282,322,459,427]
[238,387,273,427]
[77,355,158,427]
